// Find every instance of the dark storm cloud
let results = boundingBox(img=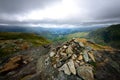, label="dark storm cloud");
[0,0,59,14]
[0,0,120,28]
